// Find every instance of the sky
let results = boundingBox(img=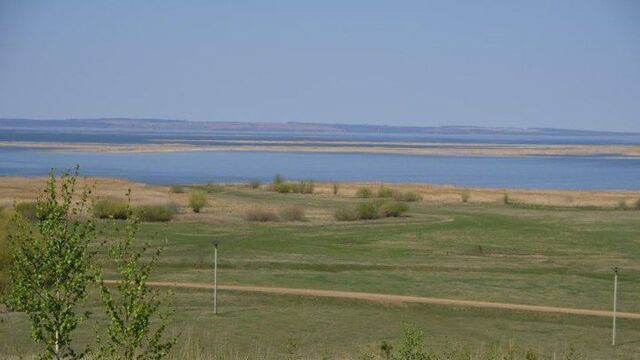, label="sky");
[0,1,639,132]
